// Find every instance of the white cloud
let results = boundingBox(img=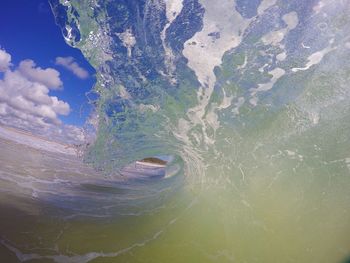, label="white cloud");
[0,49,85,144]
[0,49,11,72]
[18,59,63,89]
[55,56,89,79]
